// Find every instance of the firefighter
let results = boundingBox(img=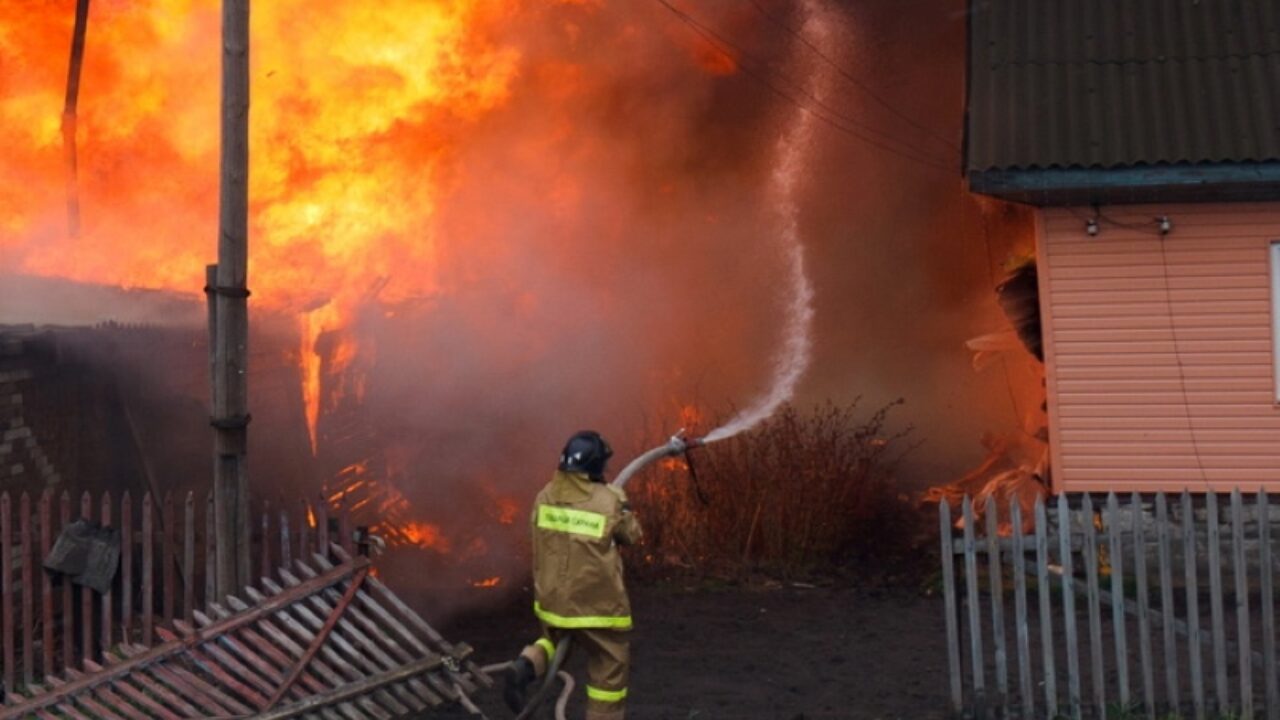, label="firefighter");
[504,430,643,720]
